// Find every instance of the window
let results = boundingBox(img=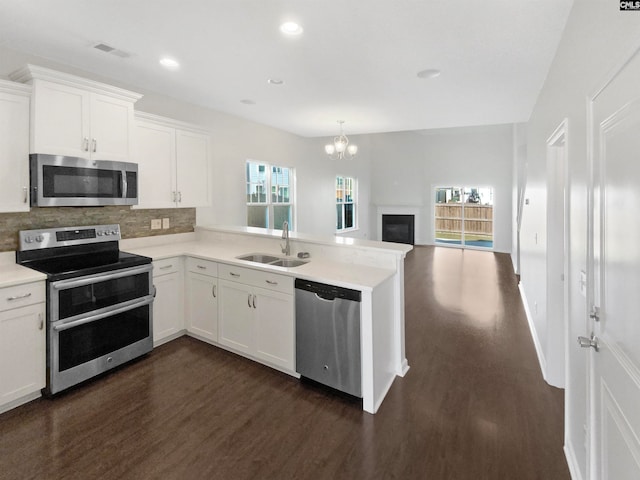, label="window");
[336,176,356,232]
[246,161,294,229]
[434,186,493,249]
